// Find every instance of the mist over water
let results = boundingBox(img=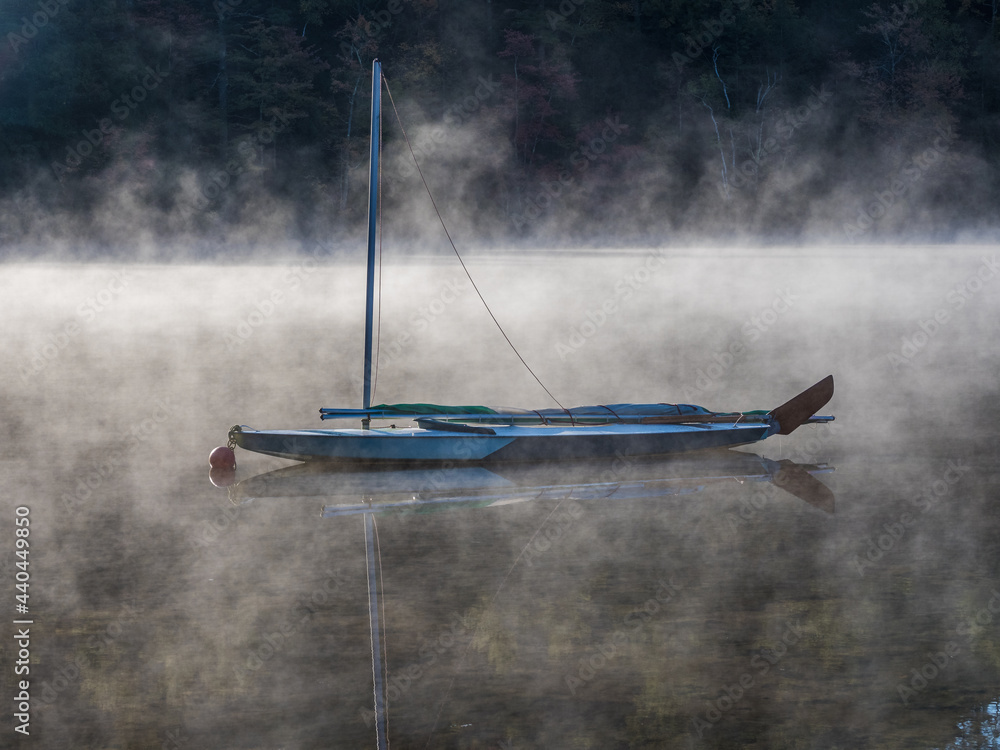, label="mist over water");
[2,245,999,748]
